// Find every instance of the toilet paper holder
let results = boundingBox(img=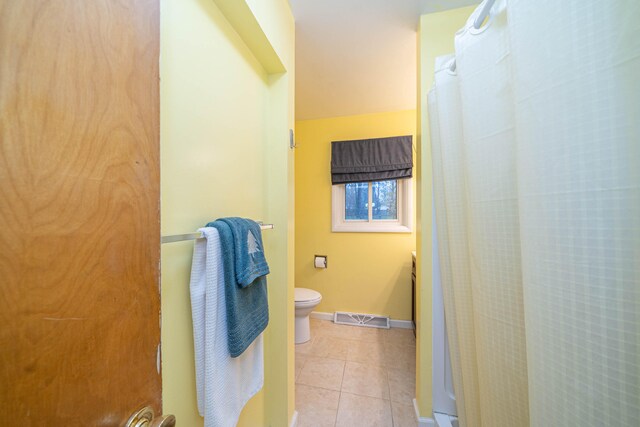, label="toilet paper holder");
[314,255,327,269]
